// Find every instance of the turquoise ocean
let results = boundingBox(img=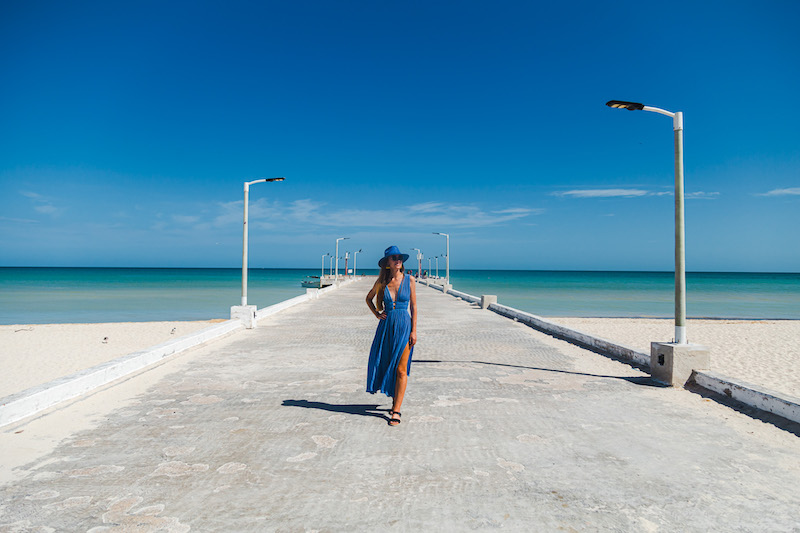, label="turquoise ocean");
[1,268,799,325]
